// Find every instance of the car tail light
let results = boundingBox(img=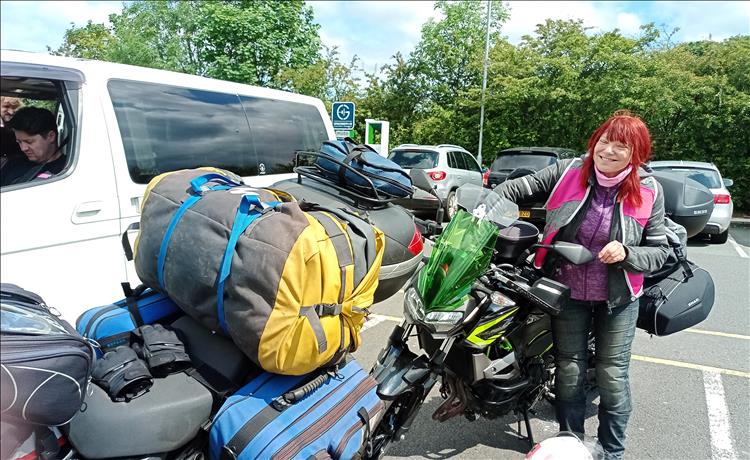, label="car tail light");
[428,171,447,181]
[714,194,731,204]
[483,169,490,186]
[407,224,424,256]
